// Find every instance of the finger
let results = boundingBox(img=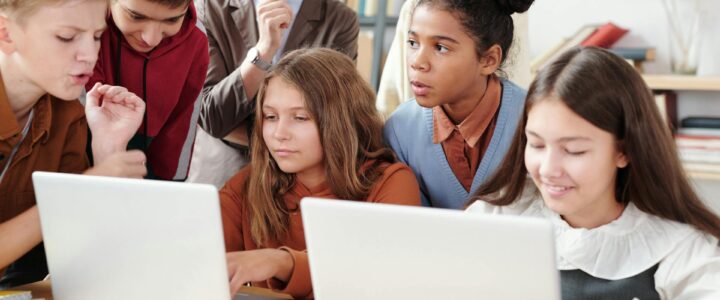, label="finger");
[103,86,129,100]
[85,82,103,109]
[120,94,146,111]
[129,164,147,179]
[228,272,246,295]
[105,91,134,105]
[257,3,292,23]
[256,0,288,13]
[124,150,147,163]
[96,84,111,94]
[259,4,292,21]
[130,96,146,113]
[265,14,293,30]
